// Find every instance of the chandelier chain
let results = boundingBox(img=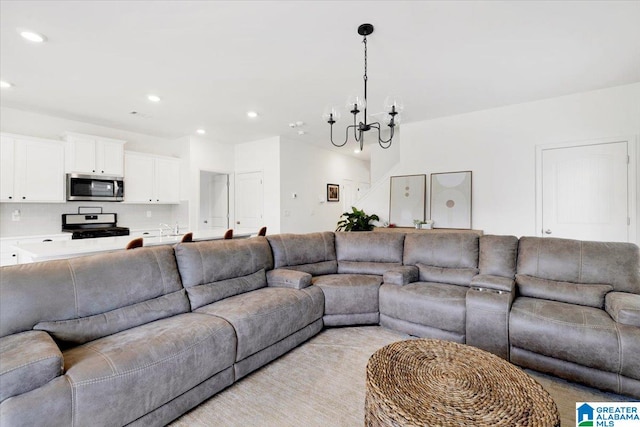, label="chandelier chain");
[363,36,368,82]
